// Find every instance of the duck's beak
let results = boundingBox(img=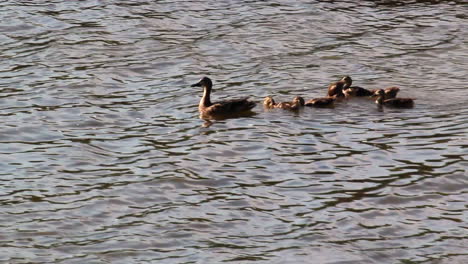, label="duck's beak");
[191,80,202,87]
